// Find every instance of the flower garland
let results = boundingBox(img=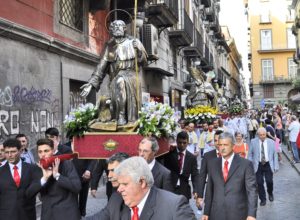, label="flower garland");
[64,103,97,137]
[137,102,177,138]
[184,105,218,124]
